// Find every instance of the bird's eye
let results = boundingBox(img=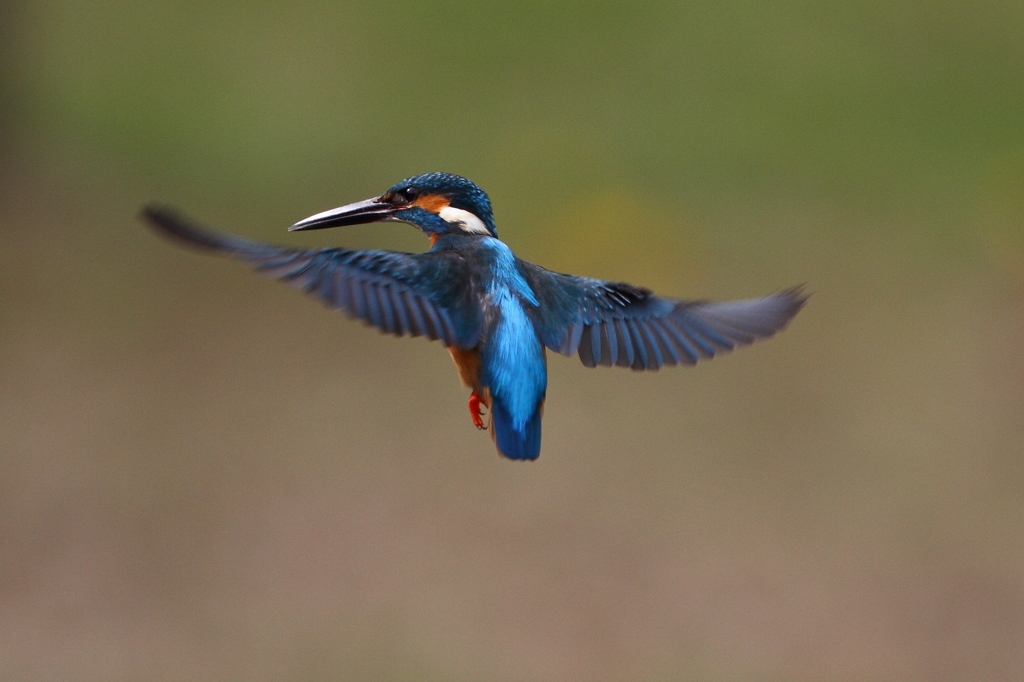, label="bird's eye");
[402,187,419,201]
